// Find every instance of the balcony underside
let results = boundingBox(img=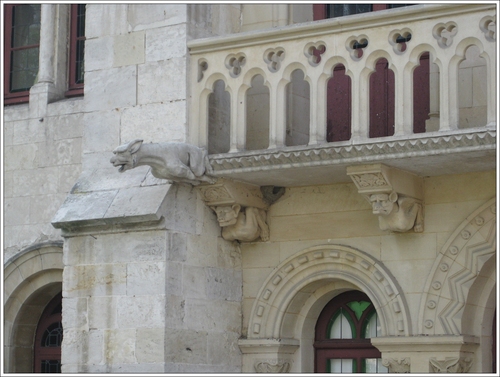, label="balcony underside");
[209,127,496,187]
